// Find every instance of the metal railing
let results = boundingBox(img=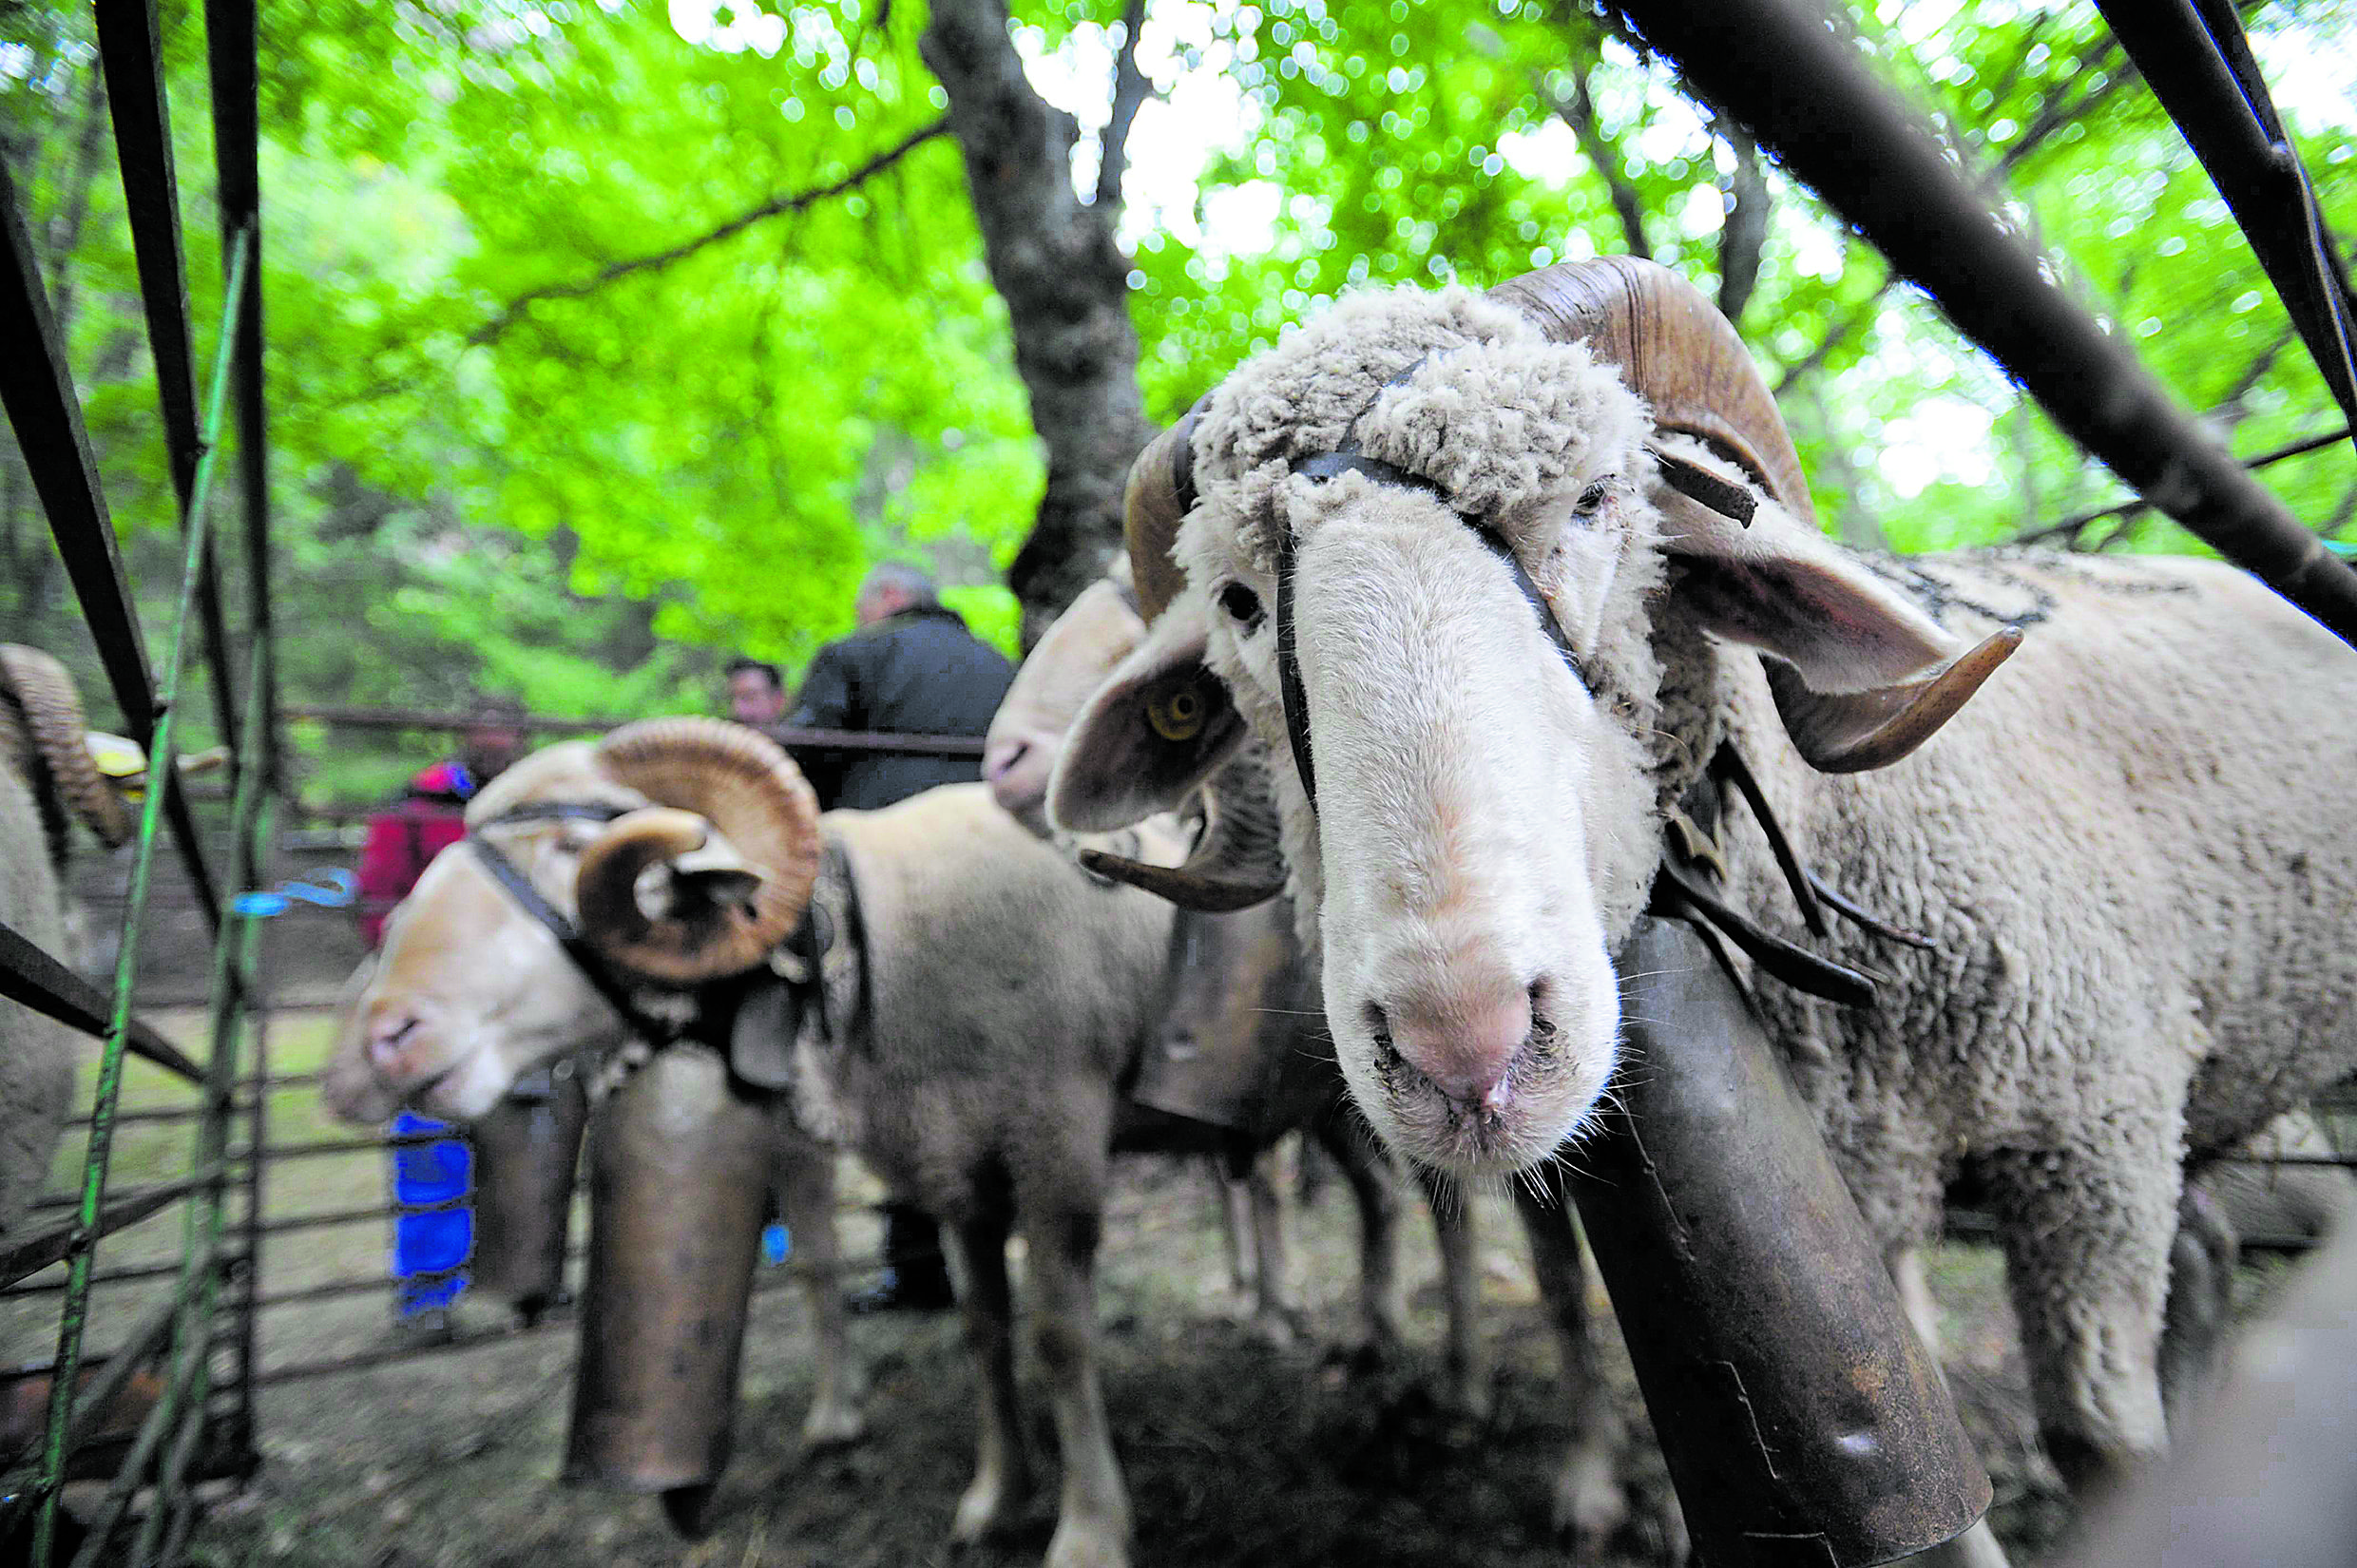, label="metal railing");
[0,1,274,1559]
